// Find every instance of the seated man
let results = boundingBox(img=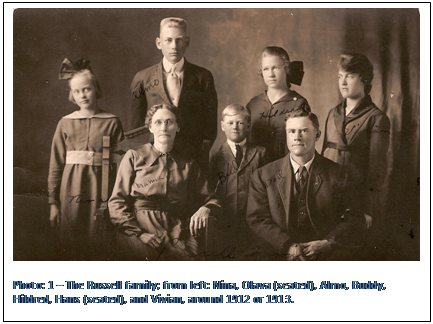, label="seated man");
[246,109,364,260]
